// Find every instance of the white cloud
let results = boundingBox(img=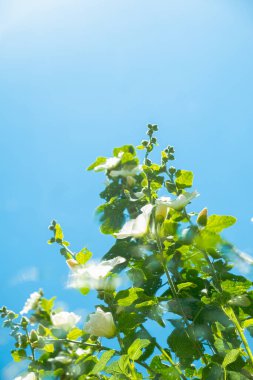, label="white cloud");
[10,267,39,285]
